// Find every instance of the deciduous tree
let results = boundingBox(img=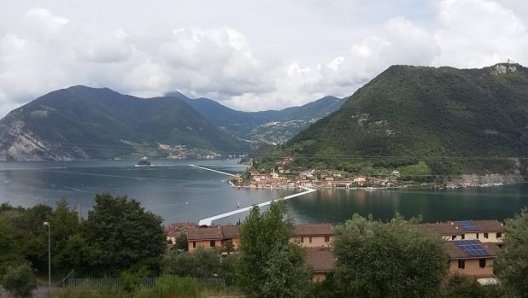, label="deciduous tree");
[494,208,528,297]
[1,263,37,298]
[163,247,221,278]
[83,194,166,275]
[333,214,448,298]
[236,202,311,298]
